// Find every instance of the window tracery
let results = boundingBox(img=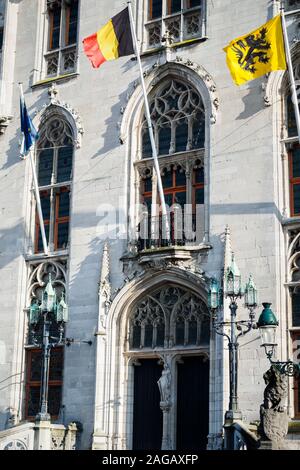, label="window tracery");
[35,115,74,253]
[142,79,205,158]
[129,285,209,349]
